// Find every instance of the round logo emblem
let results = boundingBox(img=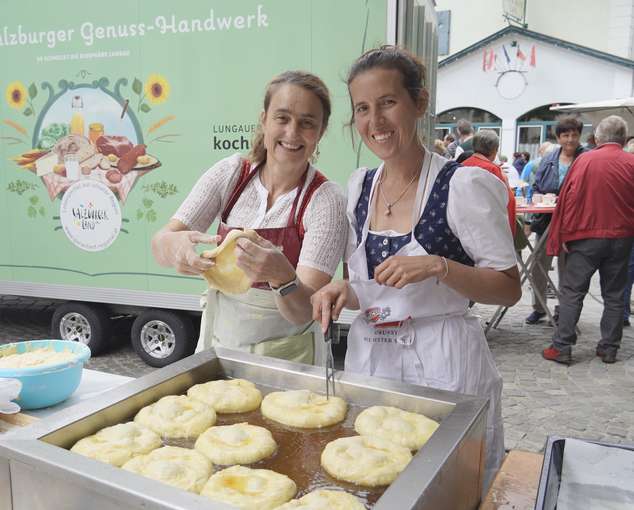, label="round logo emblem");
[60,180,122,252]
